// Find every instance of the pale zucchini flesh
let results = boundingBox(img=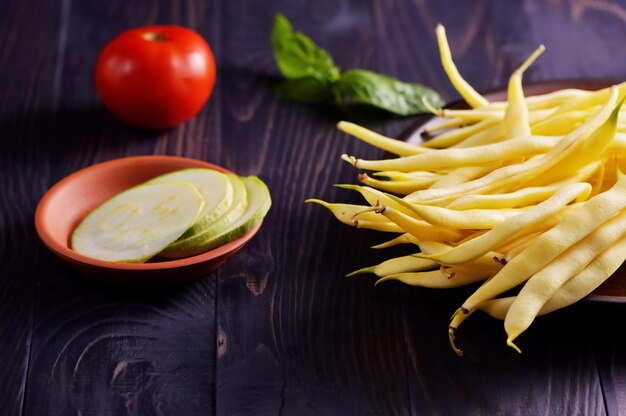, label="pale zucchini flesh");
[147,168,233,239]
[160,176,271,259]
[71,181,204,263]
[160,173,249,255]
